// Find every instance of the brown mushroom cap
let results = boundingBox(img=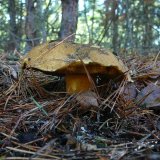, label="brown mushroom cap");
[22,41,128,78]
[22,41,131,93]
